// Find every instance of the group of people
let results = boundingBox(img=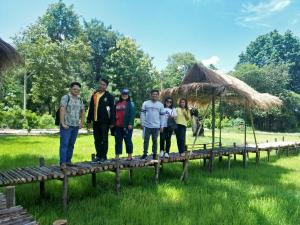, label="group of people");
[58,79,191,168]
